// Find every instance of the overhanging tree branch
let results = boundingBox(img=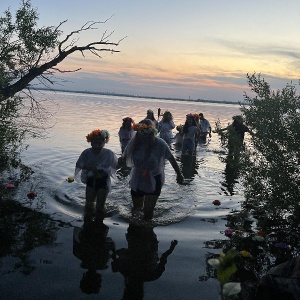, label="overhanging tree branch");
[2,39,121,99]
[0,0,125,169]
[0,1,125,101]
